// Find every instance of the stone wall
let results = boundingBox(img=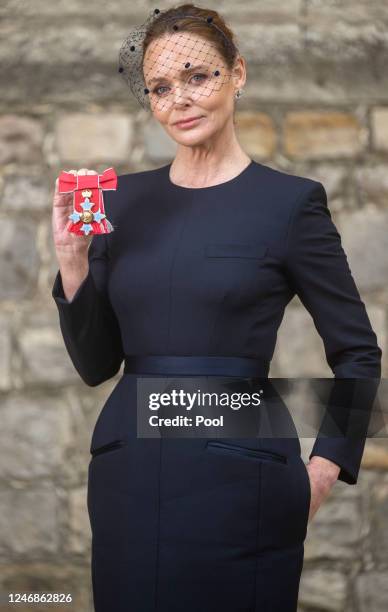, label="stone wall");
[0,1,387,610]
